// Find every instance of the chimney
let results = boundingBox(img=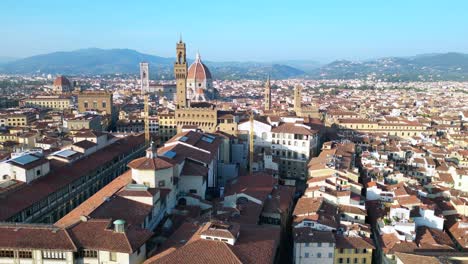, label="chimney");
[113,219,126,233]
[146,141,157,159]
